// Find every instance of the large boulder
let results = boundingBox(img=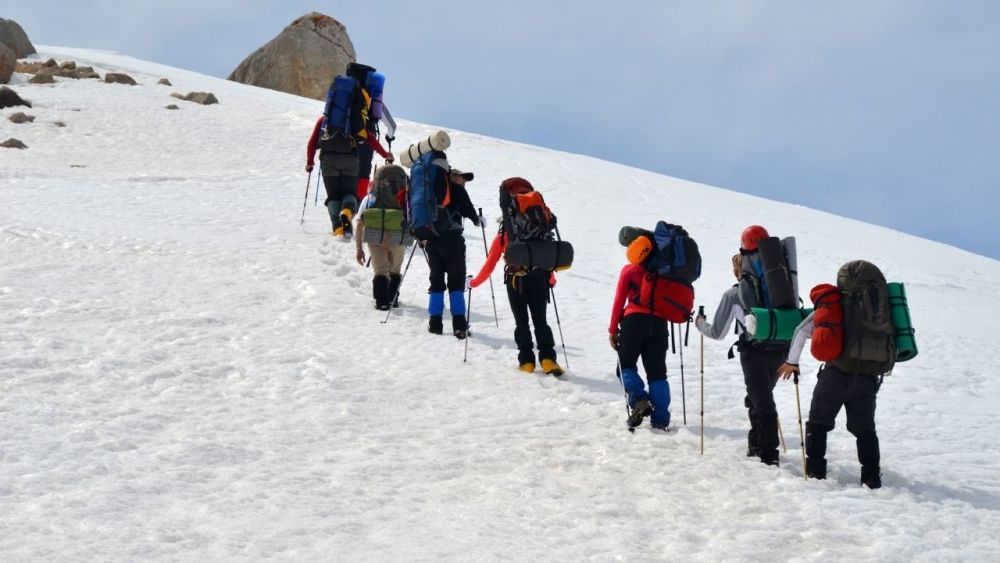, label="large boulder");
[0,43,13,84]
[0,85,30,108]
[227,12,355,100]
[0,18,36,58]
